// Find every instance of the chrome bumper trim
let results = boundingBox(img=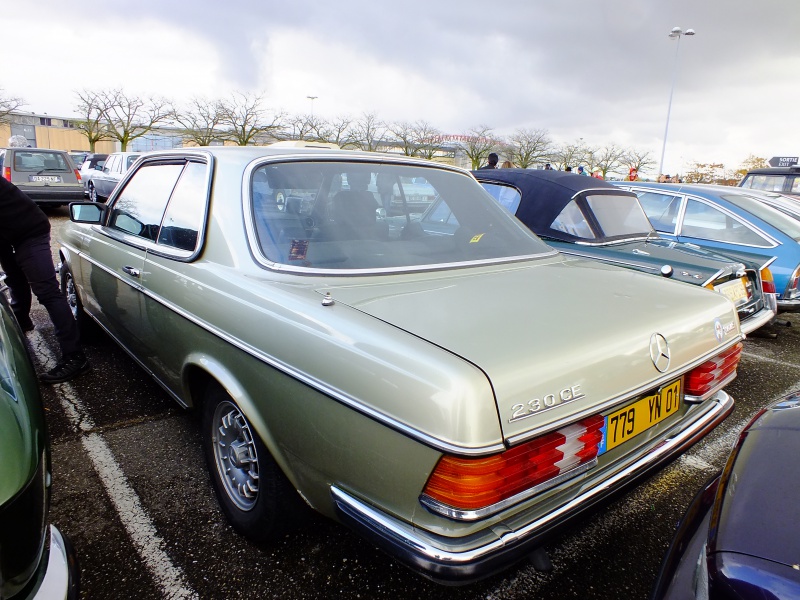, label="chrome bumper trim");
[33,526,77,599]
[332,391,734,583]
[739,306,776,335]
